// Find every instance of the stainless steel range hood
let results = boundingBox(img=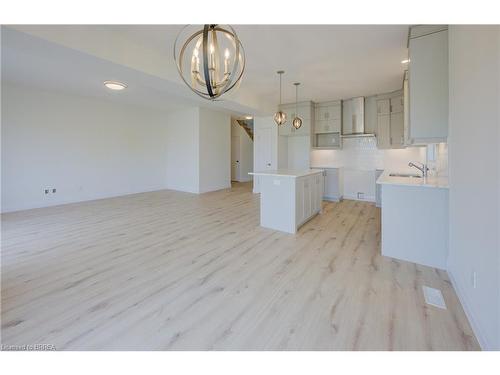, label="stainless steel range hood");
[341,96,375,138]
